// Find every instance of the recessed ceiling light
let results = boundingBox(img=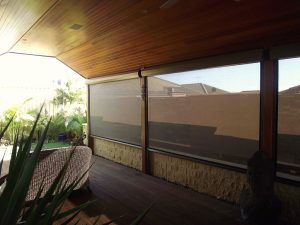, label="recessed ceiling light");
[70,24,82,30]
[142,9,148,14]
